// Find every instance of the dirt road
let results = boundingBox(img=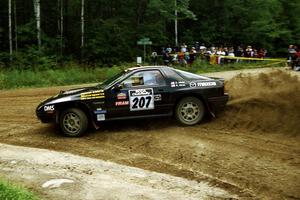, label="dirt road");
[0,68,300,199]
[0,143,235,200]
